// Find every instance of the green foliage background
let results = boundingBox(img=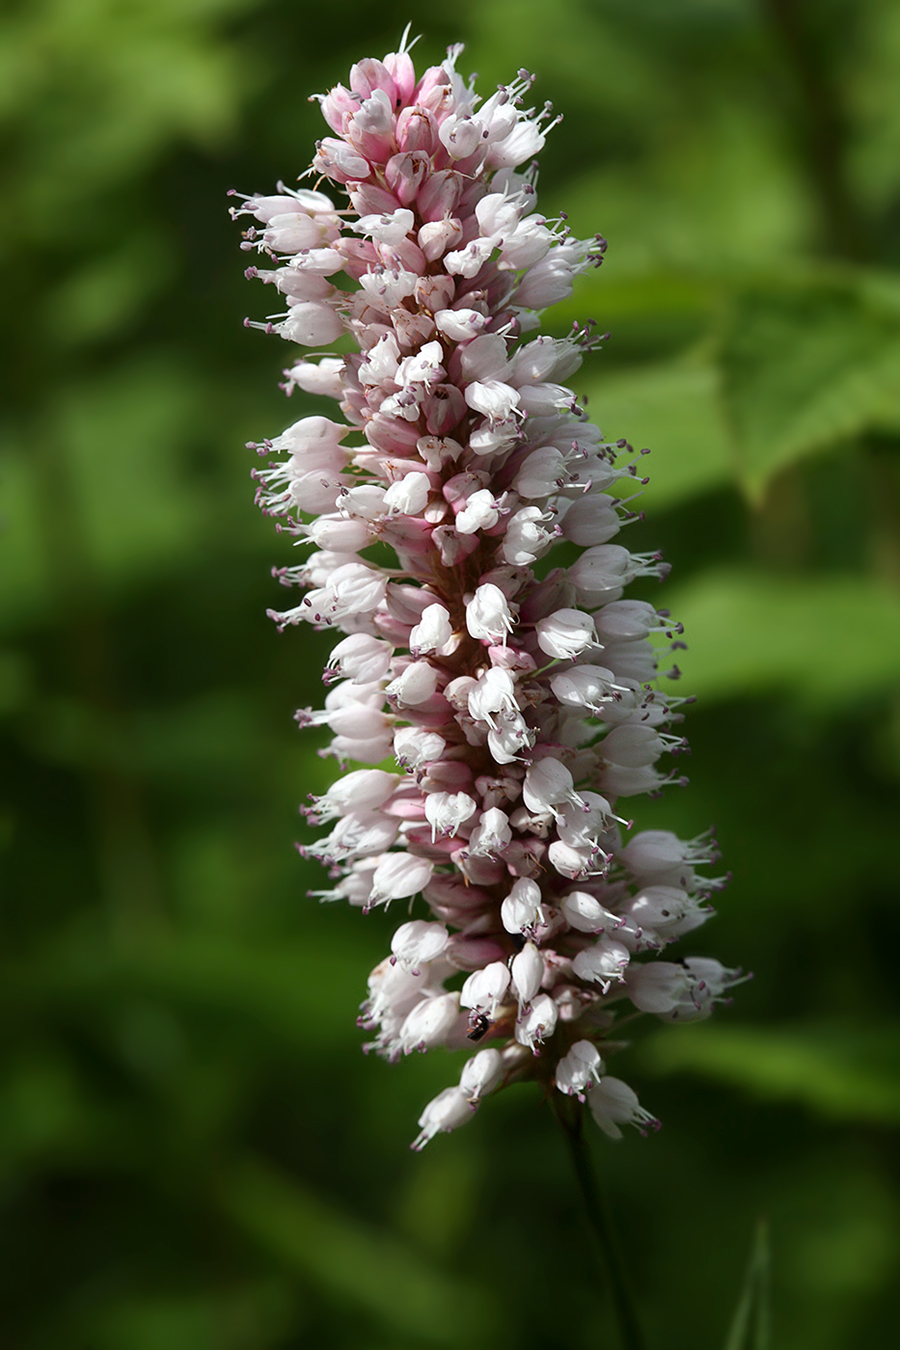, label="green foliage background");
[2,1,899,1346]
